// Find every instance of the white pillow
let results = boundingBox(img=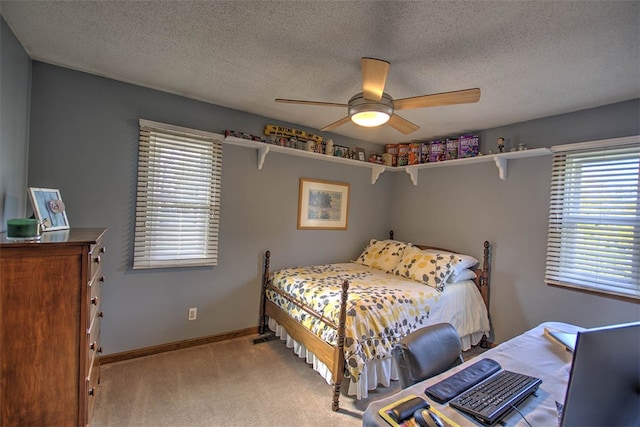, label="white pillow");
[448,268,477,283]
